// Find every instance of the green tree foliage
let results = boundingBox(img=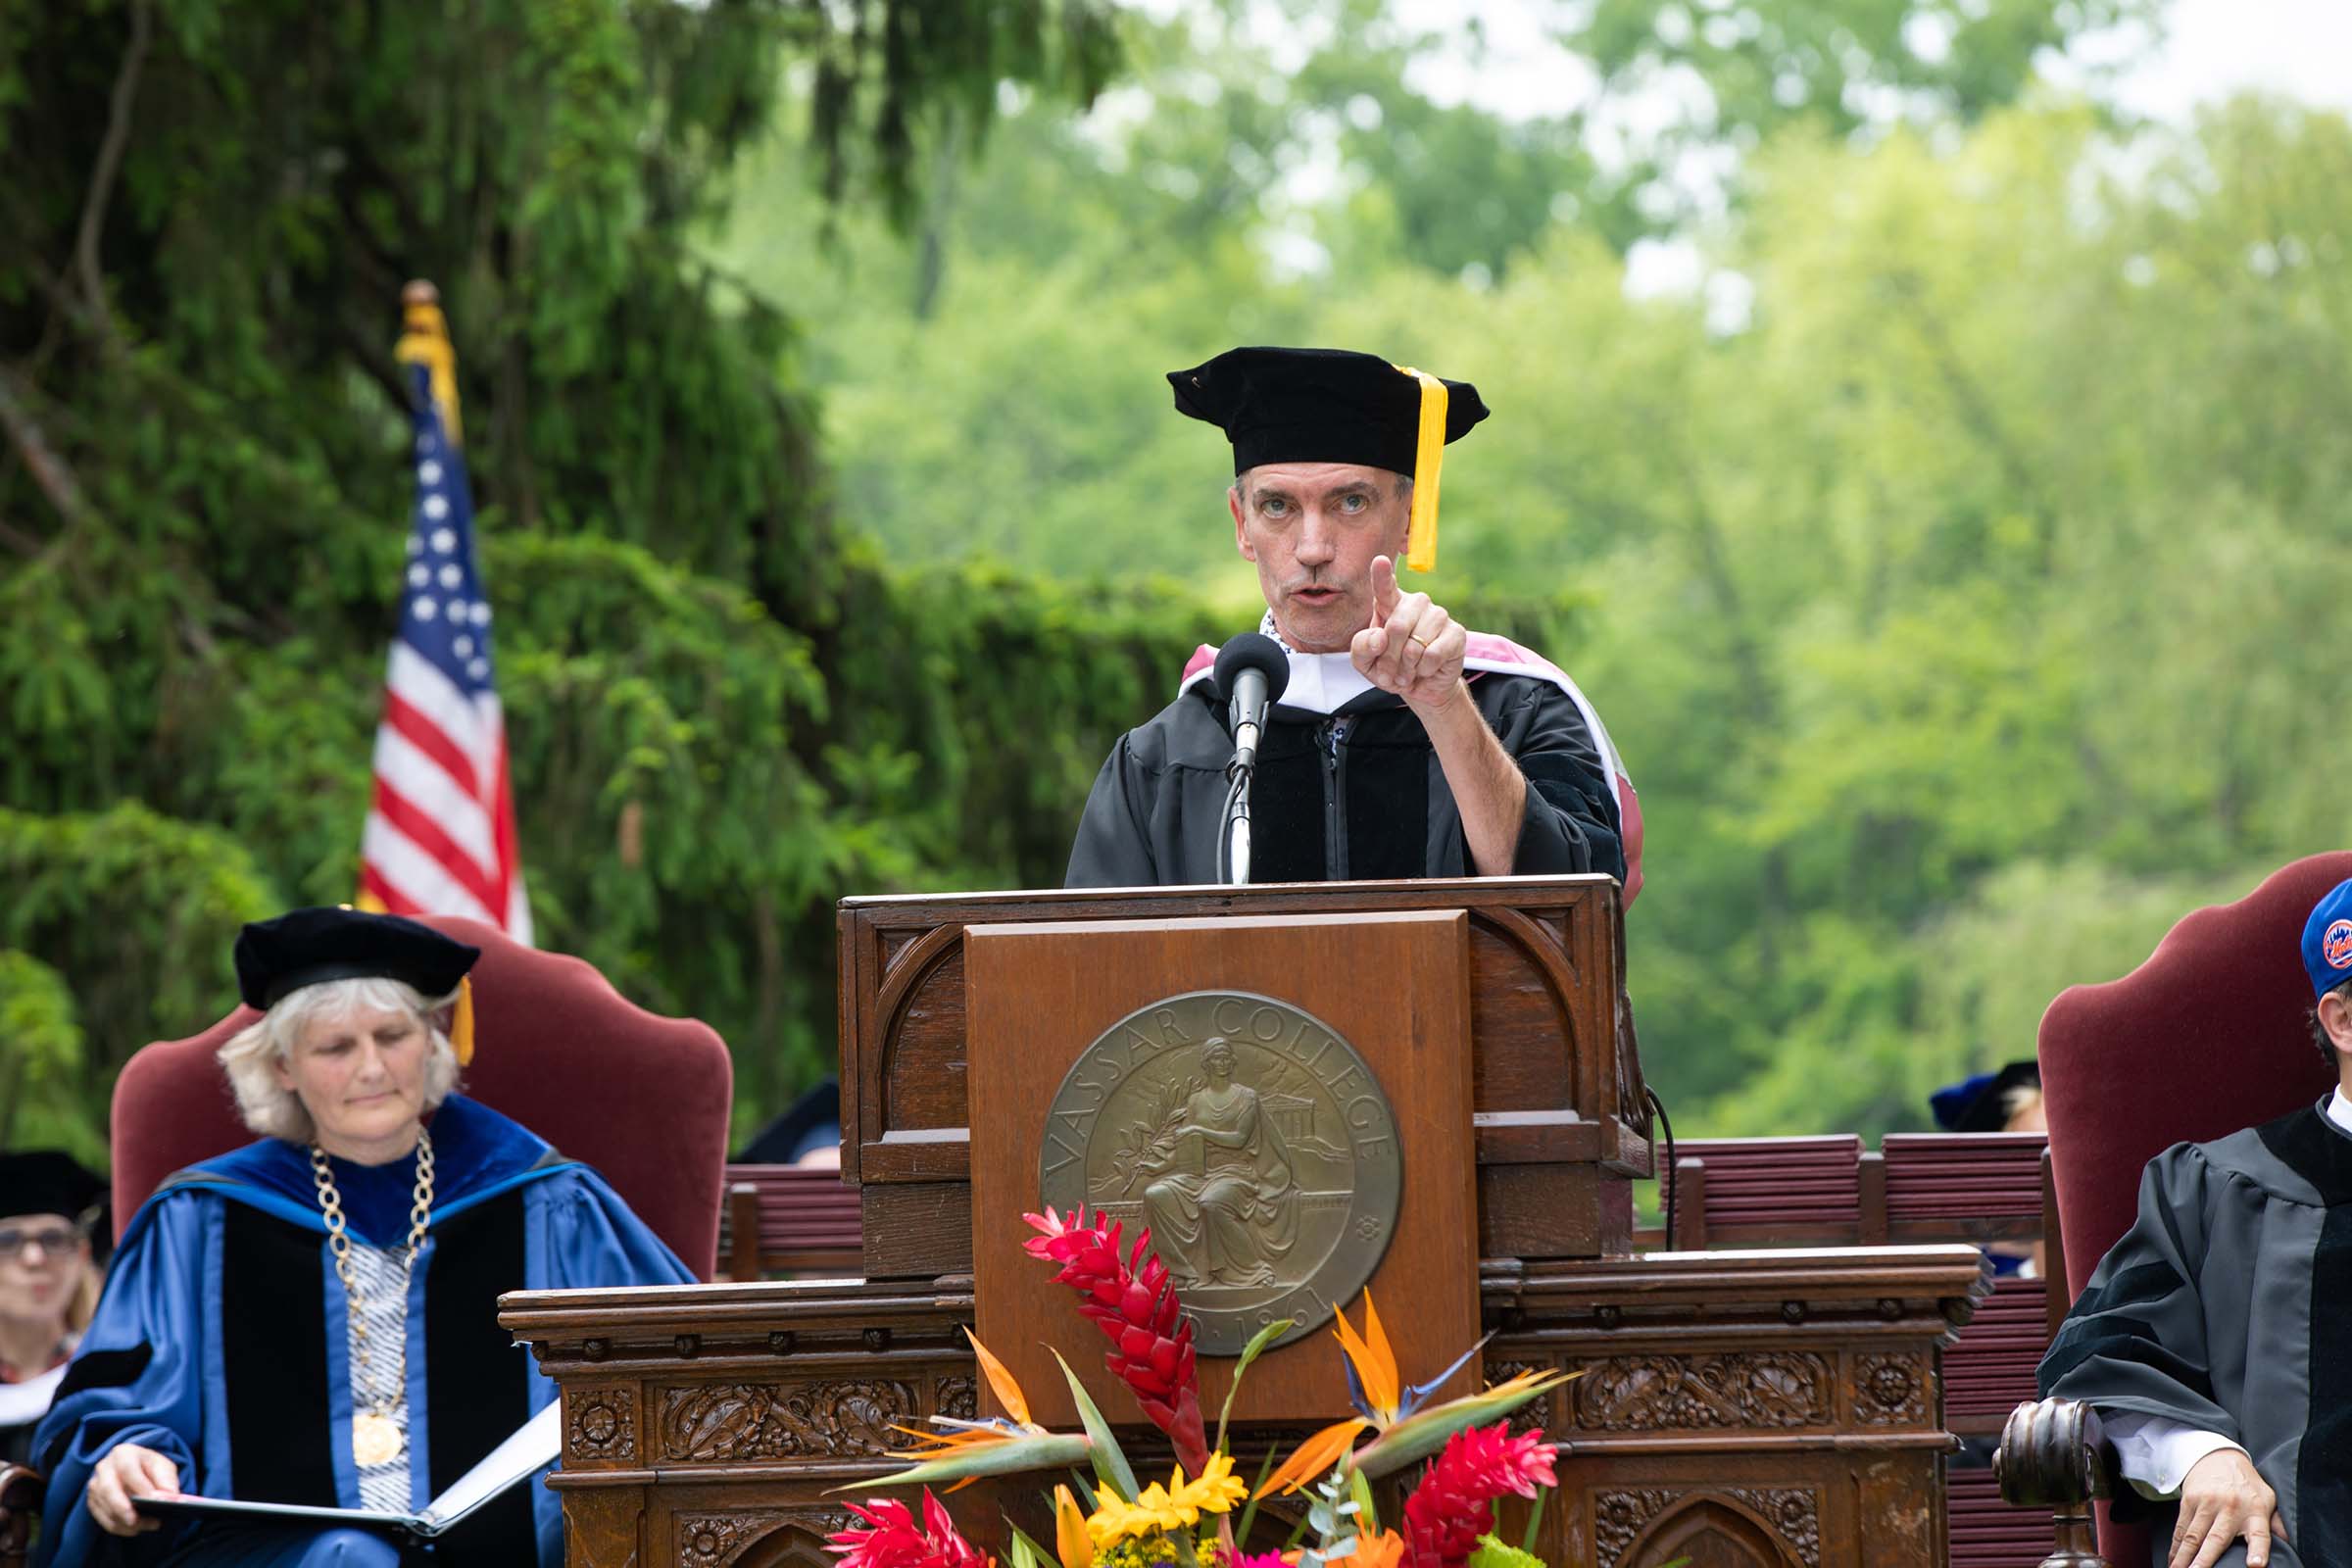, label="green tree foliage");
[5,0,2338,1166]
[717,24,2352,1140]
[0,0,1127,1149]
